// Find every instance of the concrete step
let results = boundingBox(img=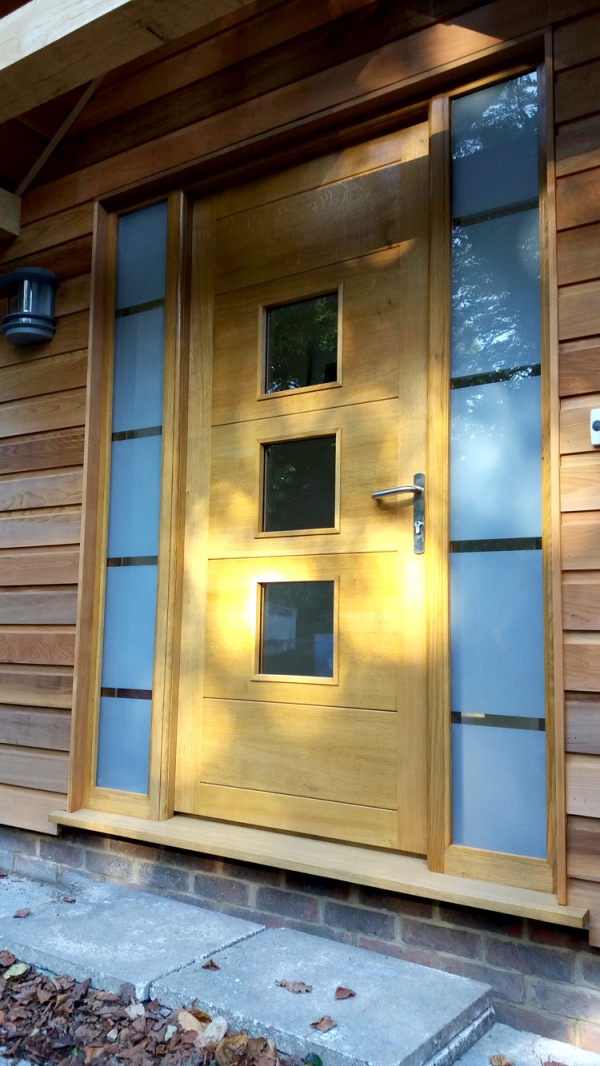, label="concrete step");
[460,1022,600,1066]
[0,875,494,1066]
